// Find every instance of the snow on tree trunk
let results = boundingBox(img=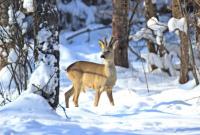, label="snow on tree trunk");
[112,0,129,68]
[168,17,188,33]
[144,0,157,70]
[31,0,60,109]
[172,0,189,84]
[23,0,34,13]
